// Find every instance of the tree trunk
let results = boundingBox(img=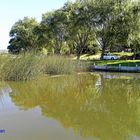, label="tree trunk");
[77,53,81,60]
[100,40,106,60]
[54,42,61,55]
[76,45,82,60]
[54,48,61,55]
